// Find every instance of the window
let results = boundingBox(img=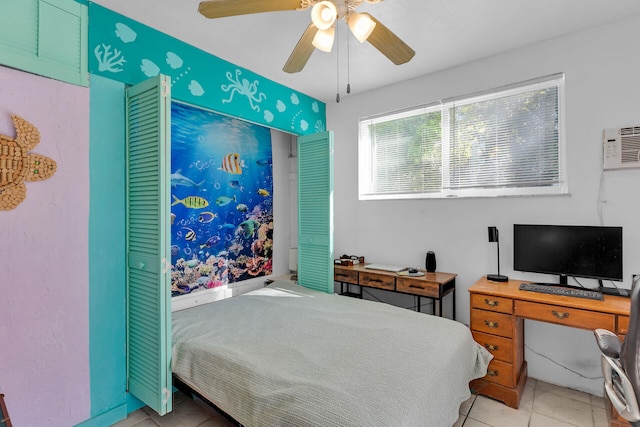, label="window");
[358,74,566,200]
